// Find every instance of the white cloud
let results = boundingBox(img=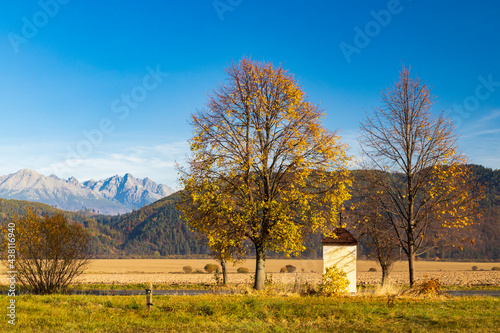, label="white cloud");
[35,141,190,189]
[458,130,500,170]
[462,128,500,138]
[478,109,500,122]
